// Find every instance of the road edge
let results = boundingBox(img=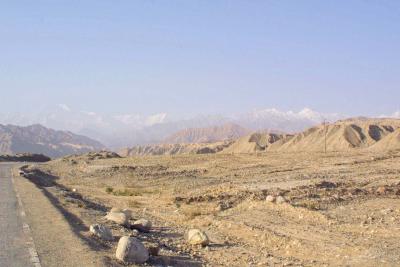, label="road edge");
[11,169,42,267]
